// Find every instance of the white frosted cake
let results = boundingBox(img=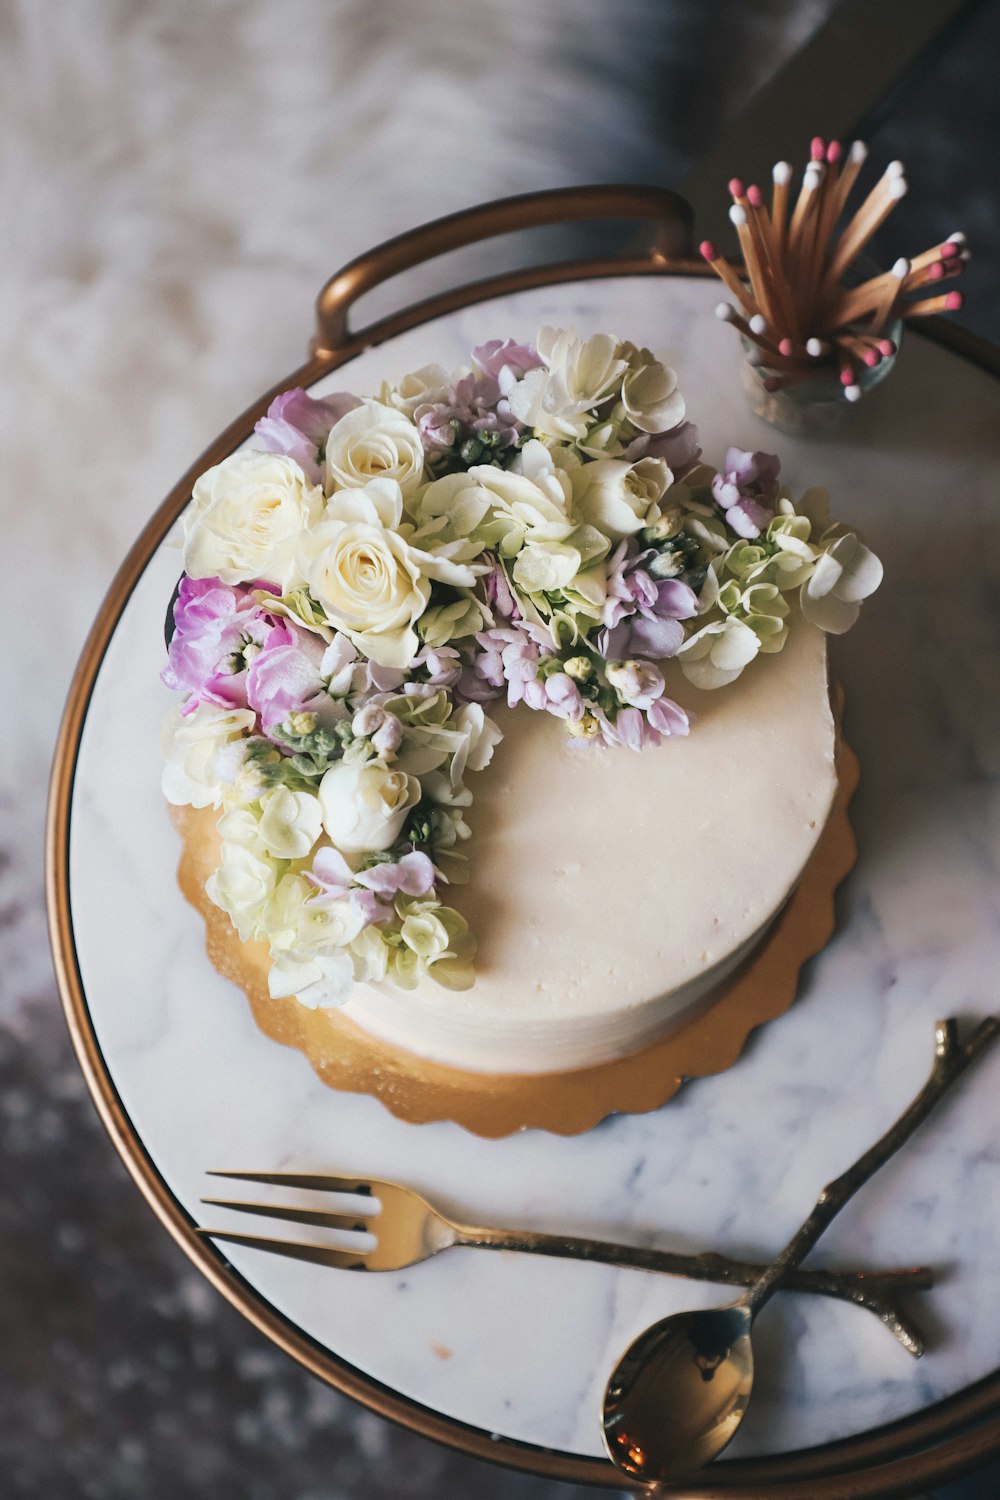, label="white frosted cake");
[341,622,836,1072]
[161,328,878,1081]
